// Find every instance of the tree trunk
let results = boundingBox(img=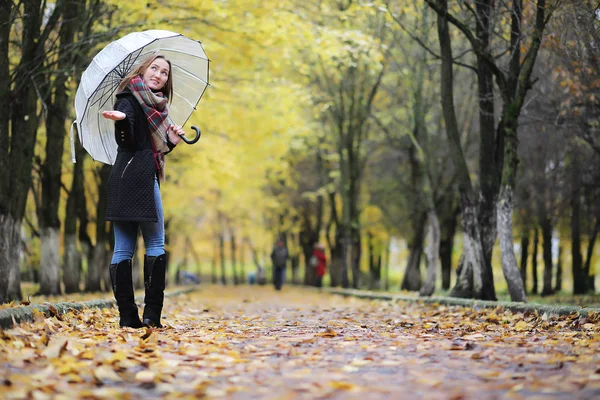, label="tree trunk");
[219,232,227,285]
[434,0,495,300]
[326,191,344,288]
[583,219,598,293]
[540,213,554,296]
[439,206,458,291]
[300,203,320,286]
[350,226,361,289]
[402,55,428,292]
[429,0,551,301]
[289,232,299,285]
[2,89,36,302]
[78,151,93,291]
[86,244,106,293]
[230,230,238,285]
[383,239,390,291]
[519,226,529,292]
[239,240,247,283]
[302,241,317,287]
[532,227,539,294]
[290,254,299,285]
[571,158,585,294]
[329,238,344,288]
[401,212,426,291]
[85,165,111,292]
[96,166,111,293]
[367,232,381,290]
[62,234,81,293]
[0,0,10,303]
[474,0,501,302]
[38,0,79,296]
[0,0,49,302]
[0,214,23,302]
[39,228,62,295]
[102,248,112,292]
[497,186,526,302]
[495,104,526,303]
[555,245,562,292]
[212,241,218,284]
[339,234,351,289]
[0,0,10,192]
[451,254,472,298]
[163,219,171,287]
[246,238,265,284]
[451,198,496,299]
[420,211,441,297]
[323,189,343,287]
[331,49,381,290]
[495,0,547,302]
[63,143,85,294]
